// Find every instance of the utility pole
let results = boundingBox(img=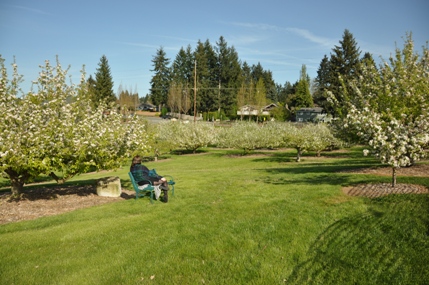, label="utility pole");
[193,60,197,122]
